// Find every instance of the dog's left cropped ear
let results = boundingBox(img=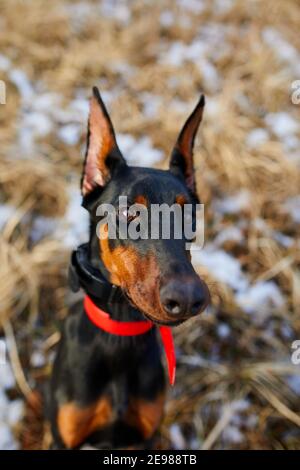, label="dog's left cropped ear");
[169,95,205,198]
[81,86,126,196]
